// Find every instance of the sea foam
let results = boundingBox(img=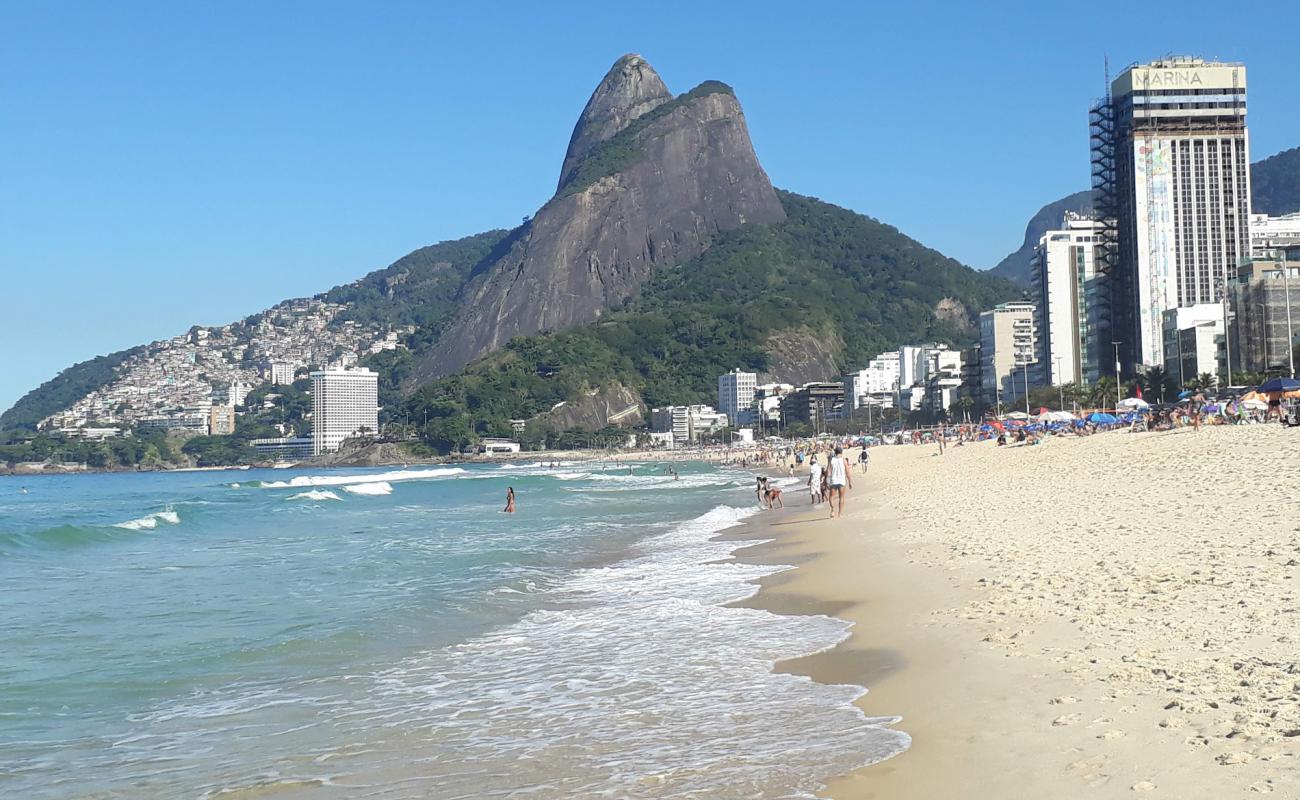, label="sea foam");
[259,468,464,489]
[113,510,181,530]
[342,482,392,496]
[288,490,342,502]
